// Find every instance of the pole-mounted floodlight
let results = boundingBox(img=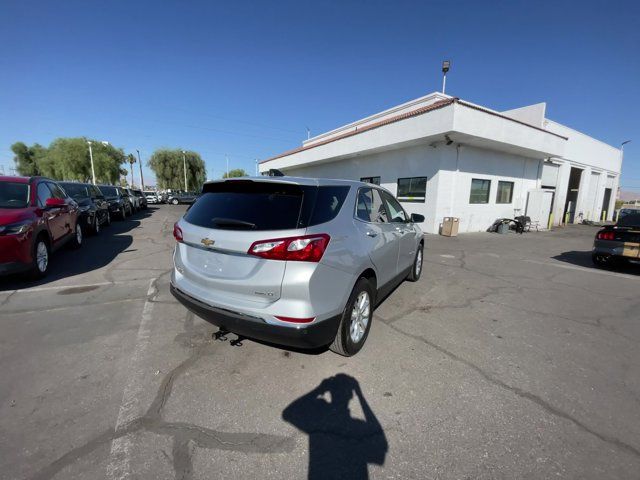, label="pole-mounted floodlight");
[442,60,451,94]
